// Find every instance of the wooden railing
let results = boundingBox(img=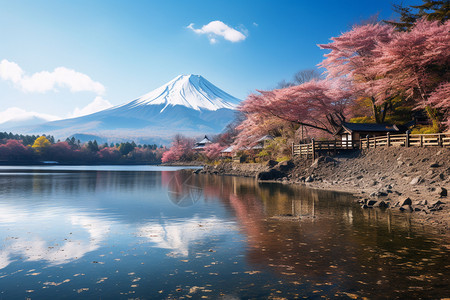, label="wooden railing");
[292,139,354,159]
[293,132,450,159]
[360,132,450,149]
